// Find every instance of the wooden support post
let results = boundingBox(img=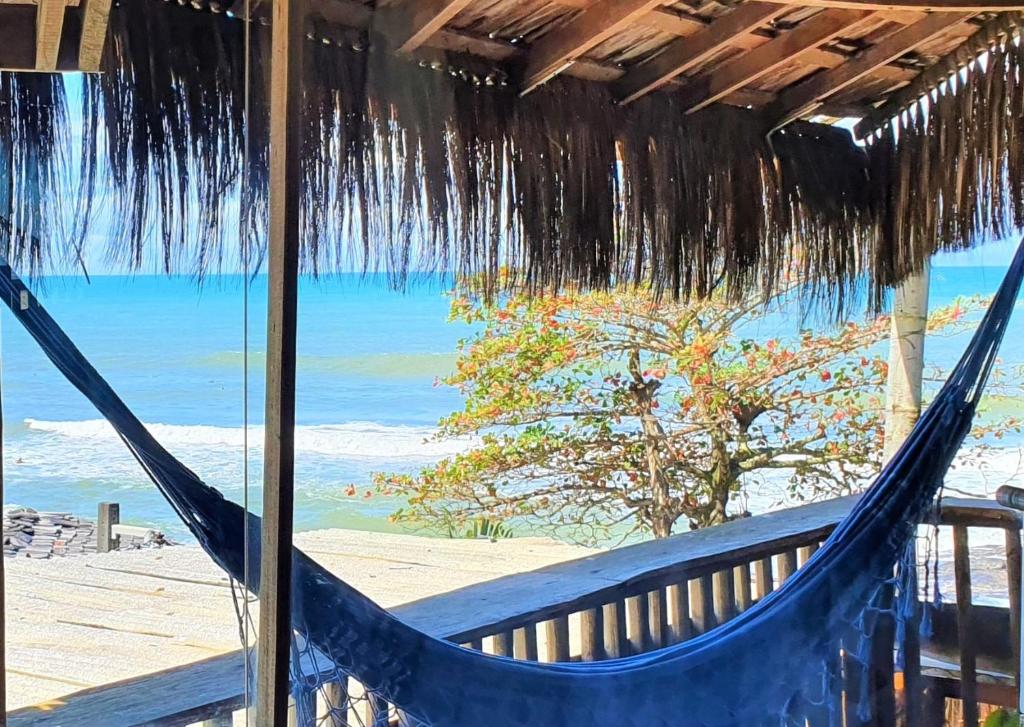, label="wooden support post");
[321,681,348,726]
[884,263,930,462]
[953,524,979,727]
[256,0,303,722]
[96,502,119,553]
[602,601,628,658]
[0,360,6,721]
